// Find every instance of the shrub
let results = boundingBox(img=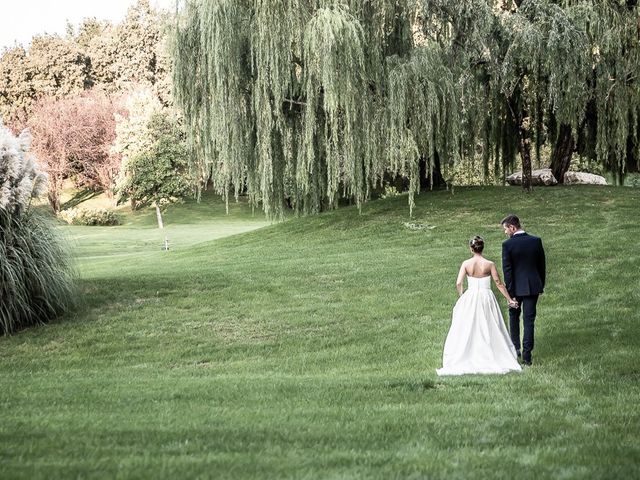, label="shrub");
[59,207,120,226]
[624,173,640,188]
[380,182,401,199]
[0,124,75,334]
